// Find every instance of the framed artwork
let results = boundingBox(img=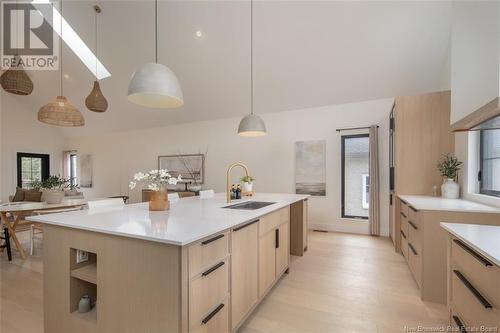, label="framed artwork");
[295,140,326,196]
[158,154,205,184]
[79,154,93,188]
